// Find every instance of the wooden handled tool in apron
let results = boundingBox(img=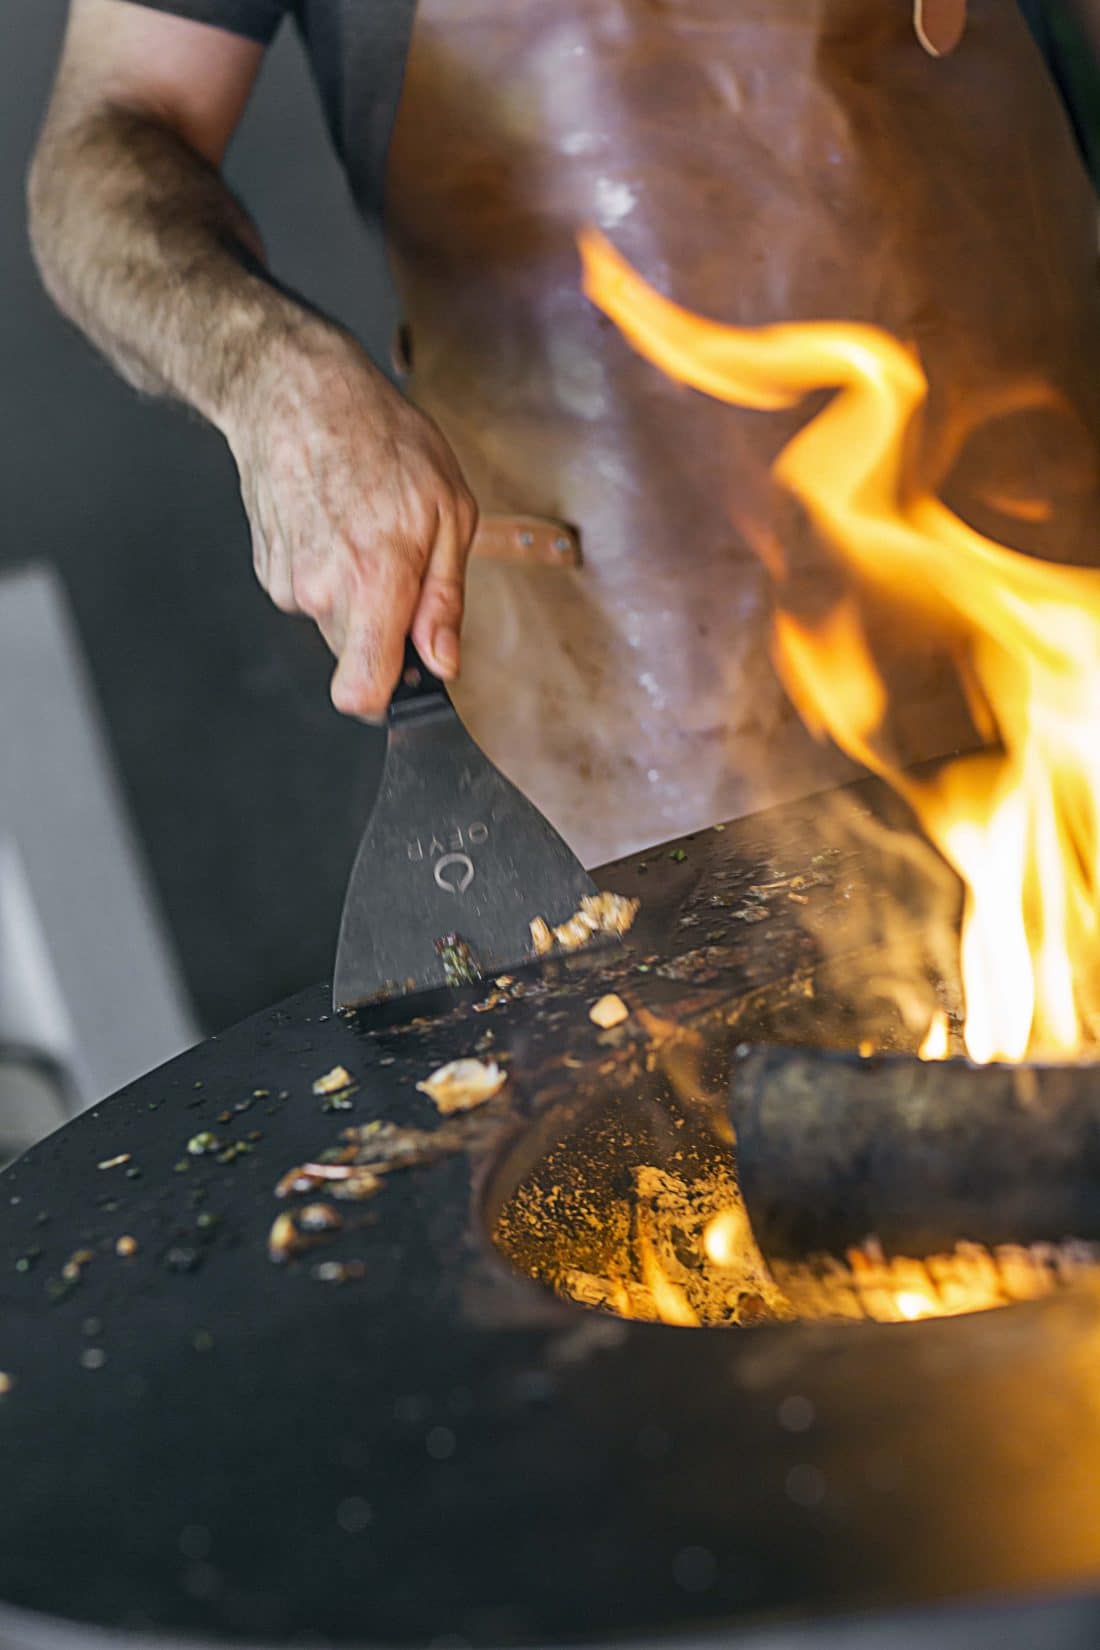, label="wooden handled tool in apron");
[352,0,1100,867]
